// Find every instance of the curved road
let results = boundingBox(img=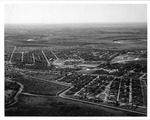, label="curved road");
[6,79,24,107]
